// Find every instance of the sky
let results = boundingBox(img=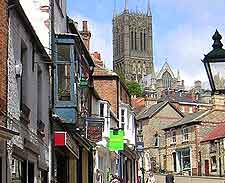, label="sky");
[68,0,225,88]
